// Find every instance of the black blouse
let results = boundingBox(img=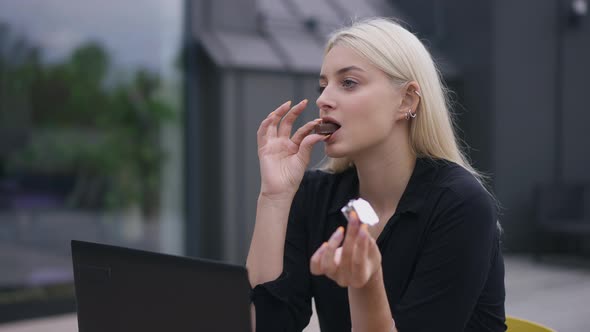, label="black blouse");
[251,158,506,332]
